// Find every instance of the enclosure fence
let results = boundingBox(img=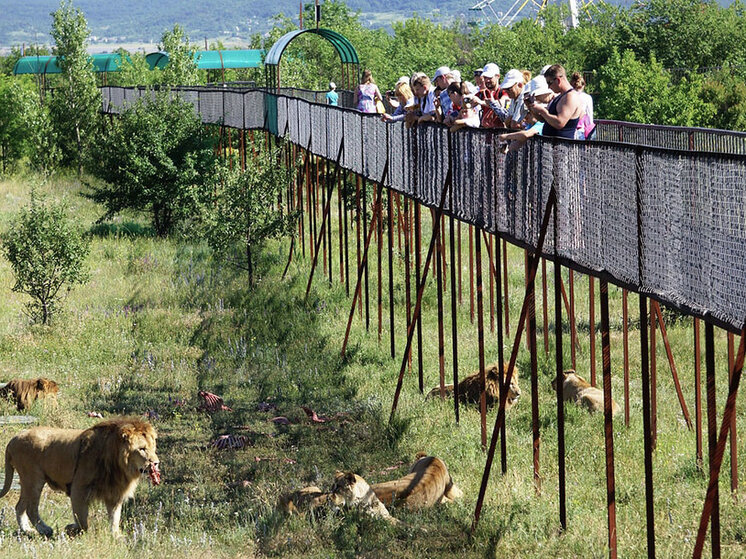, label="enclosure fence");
[101,85,746,334]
